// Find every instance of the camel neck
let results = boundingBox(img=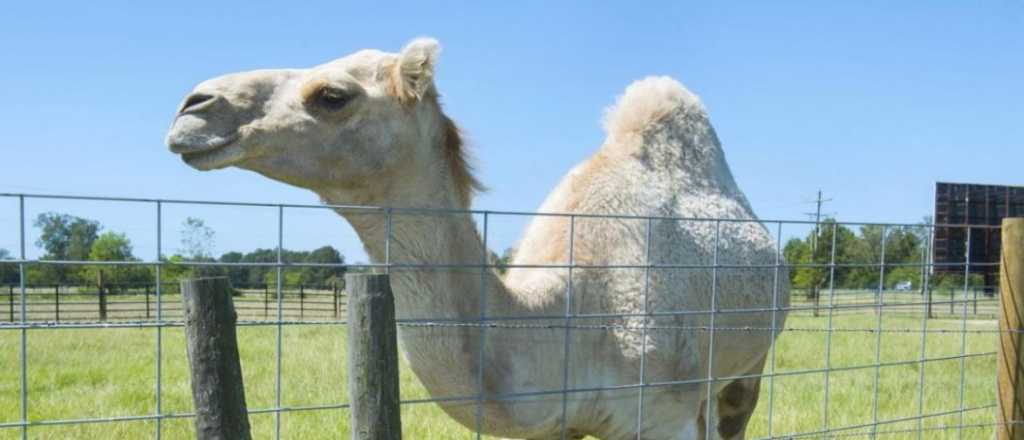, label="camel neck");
[331,202,520,320]
[315,113,527,319]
